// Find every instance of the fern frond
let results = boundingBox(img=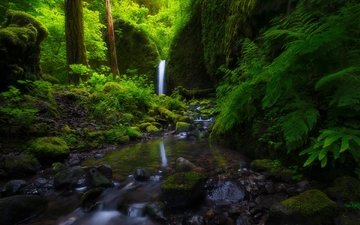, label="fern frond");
[315,67,360,90]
